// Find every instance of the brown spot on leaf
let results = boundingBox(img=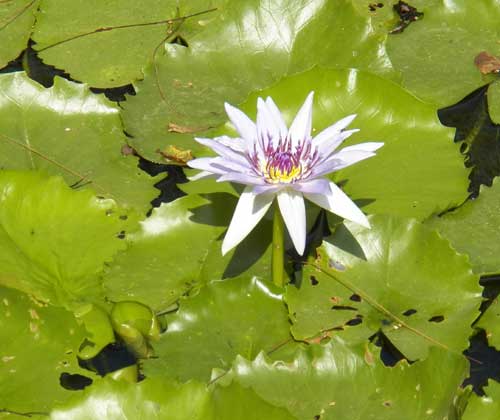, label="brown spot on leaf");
[157,145,194,165]
[121,144,136,156]
[389,1,423,34]
[167,122,211,134]
[474,51,500,74]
